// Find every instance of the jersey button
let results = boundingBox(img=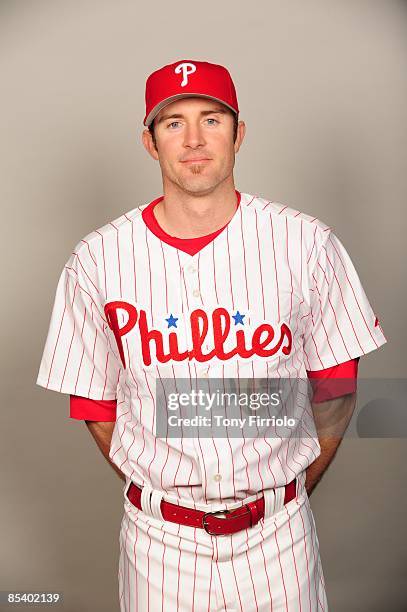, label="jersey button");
[192,289,200,298]
[188,265,197,273]
[213,474,222,482]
